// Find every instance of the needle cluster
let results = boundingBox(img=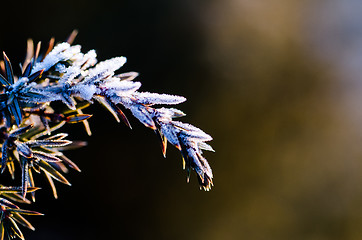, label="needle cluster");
[0,31,214,239]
